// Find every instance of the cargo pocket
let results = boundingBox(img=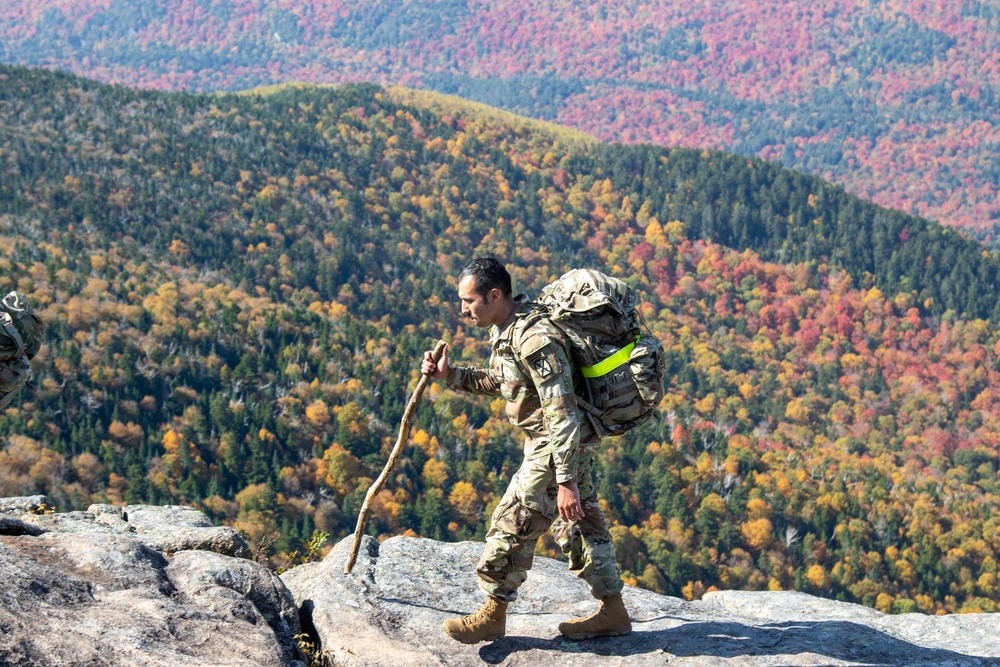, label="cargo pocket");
[514,454,557,520]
